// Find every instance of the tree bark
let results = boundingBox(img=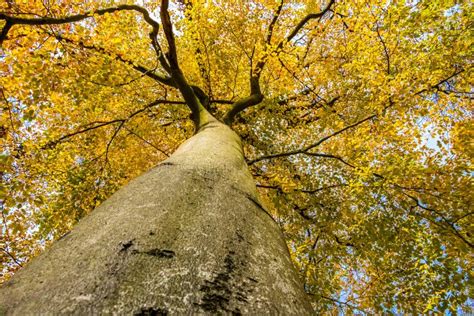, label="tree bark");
[0,120,312,315]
